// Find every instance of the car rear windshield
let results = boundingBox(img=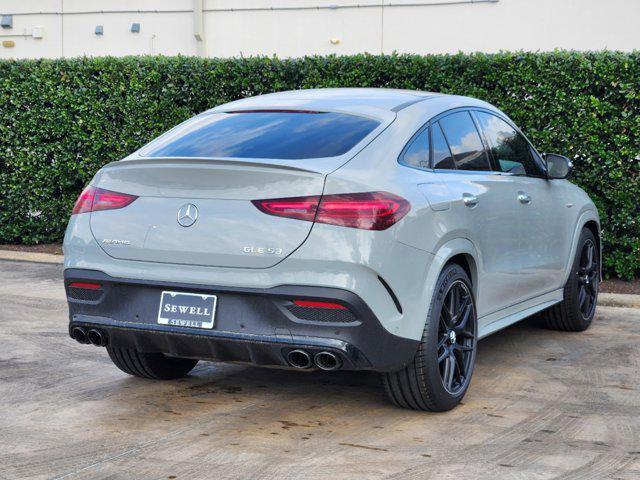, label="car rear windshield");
[141,111,380,160]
